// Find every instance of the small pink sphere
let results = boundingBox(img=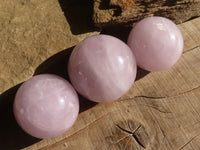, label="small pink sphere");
[127,16,184,71]
[13,74,79,139]
[68,34,137,103]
